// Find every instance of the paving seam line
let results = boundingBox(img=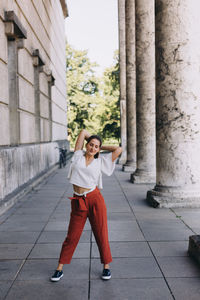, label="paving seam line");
[170,208,198,235]
[88,230,92,300]
[3,175,71,300]
[114,171,176,300]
